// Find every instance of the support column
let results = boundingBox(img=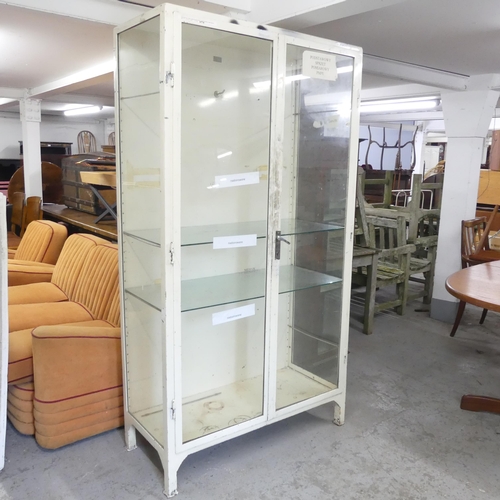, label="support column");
[431,82,499,322]
[19,98,43,199]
